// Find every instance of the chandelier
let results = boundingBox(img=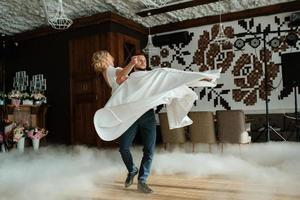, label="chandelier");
[214,0,230,45]
[42,0,73,30]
